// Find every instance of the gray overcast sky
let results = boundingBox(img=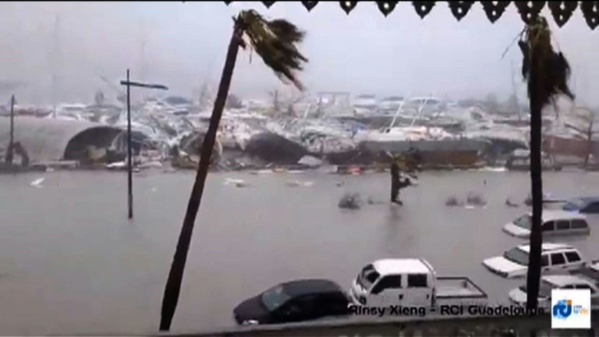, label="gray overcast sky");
[1,2,598,105]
